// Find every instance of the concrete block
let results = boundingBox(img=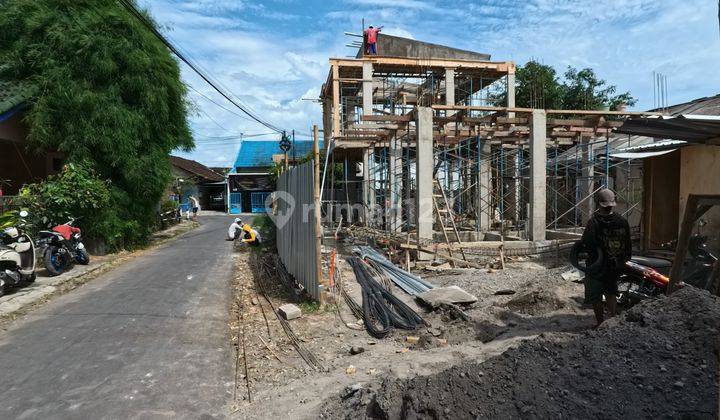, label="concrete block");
[416,286,477,308]
[278,303,302,320]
